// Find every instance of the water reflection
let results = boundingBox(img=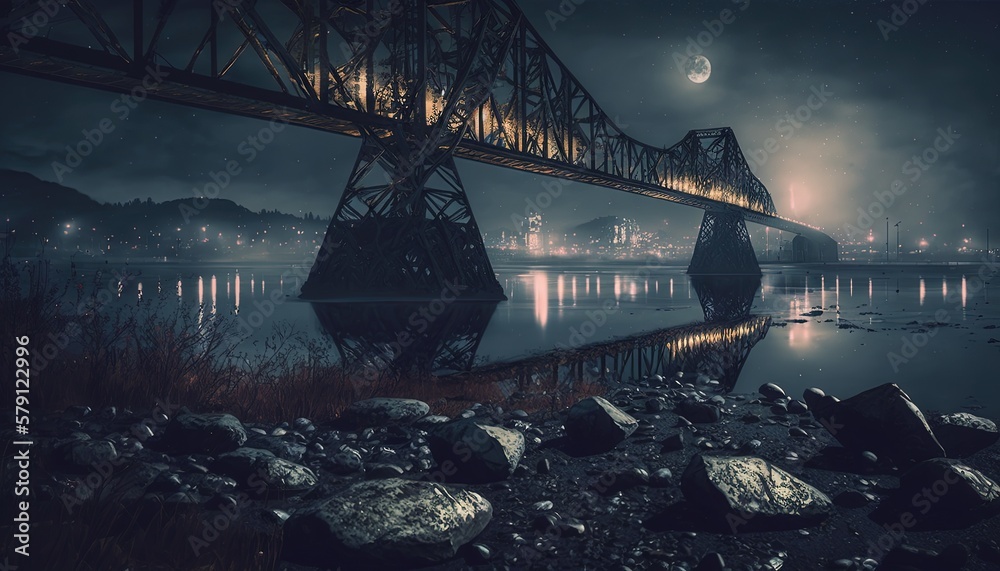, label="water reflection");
[690,275,759,322]
[311,301,499,377]
[533,271,548,328]
[466,274,769,394]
